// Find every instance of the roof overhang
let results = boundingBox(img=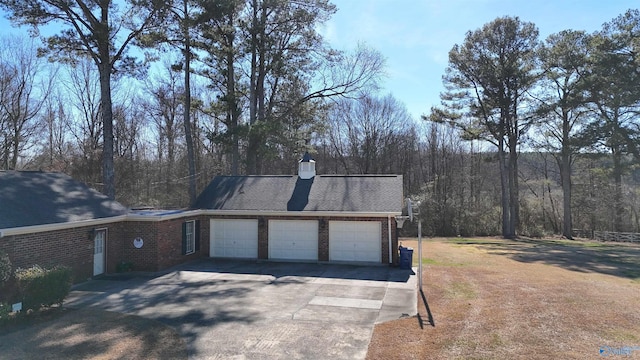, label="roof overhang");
[0,214,128,238]
[200,210,401,218]
[0,209,401,238]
